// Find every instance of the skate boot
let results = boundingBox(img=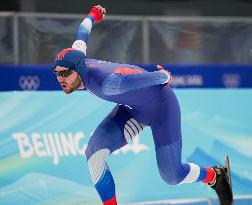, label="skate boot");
[209,165,233,205]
